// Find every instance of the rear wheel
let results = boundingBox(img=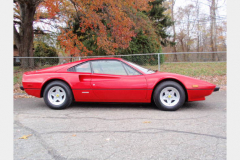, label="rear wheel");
[153,81,186,111]
[43,81,73,109]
